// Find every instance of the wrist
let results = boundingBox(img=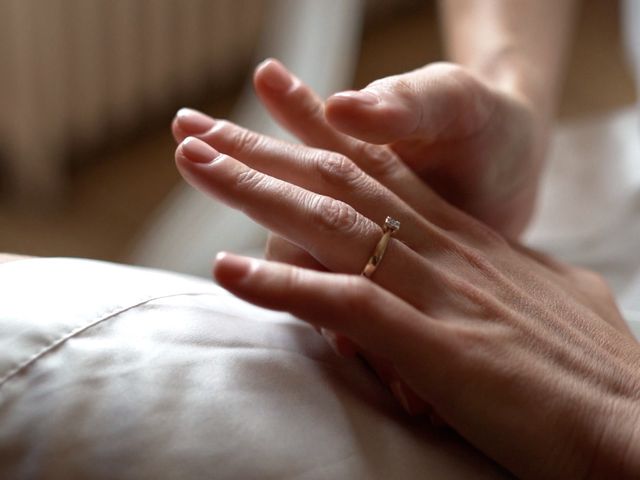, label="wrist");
[466,49,557,125]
